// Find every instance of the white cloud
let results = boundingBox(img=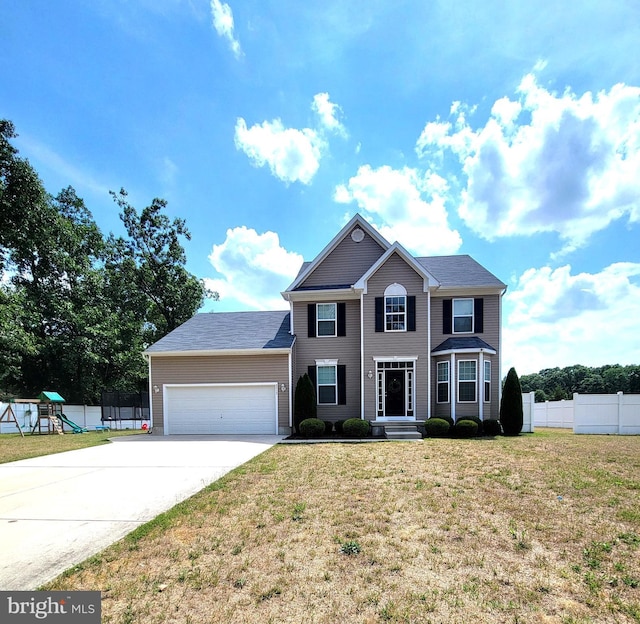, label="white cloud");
[205,226,303,310]
[503,262,640,375]
[234,117,324,185]
[334,164,462,255]
[312,92,347,137]
[415,73,640,253]
[210,0,242,58]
